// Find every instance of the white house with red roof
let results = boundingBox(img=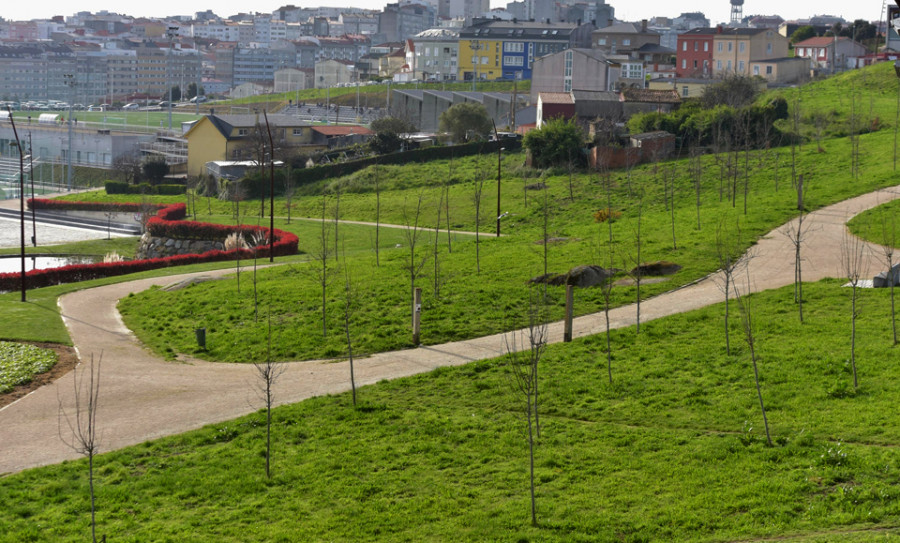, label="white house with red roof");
[793,36,867,72]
